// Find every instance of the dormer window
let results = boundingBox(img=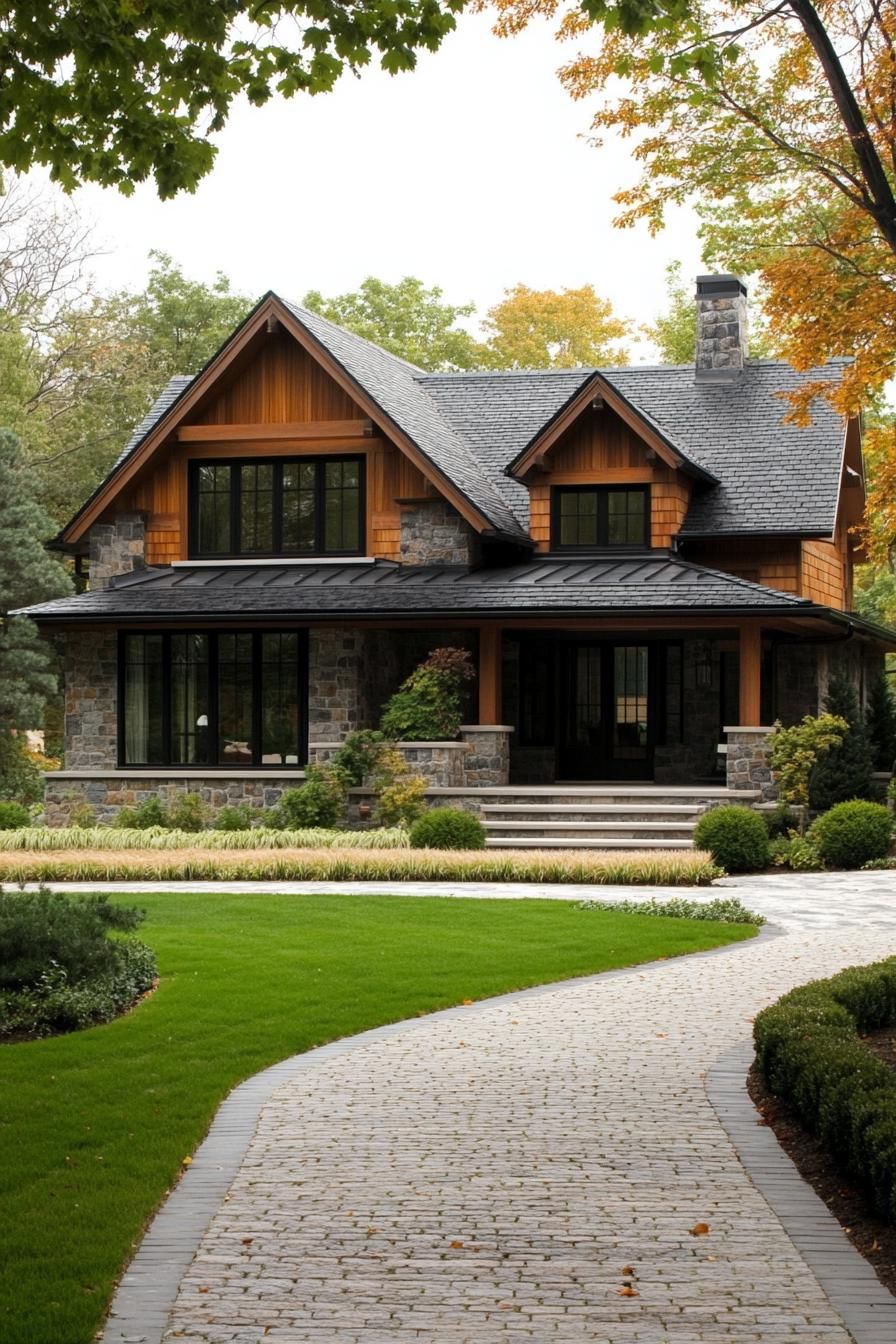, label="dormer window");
[552,485,649,551]
[189,456,364,559]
